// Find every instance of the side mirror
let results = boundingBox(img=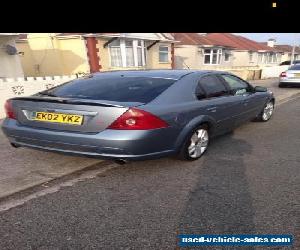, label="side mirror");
[254,86,267,92]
